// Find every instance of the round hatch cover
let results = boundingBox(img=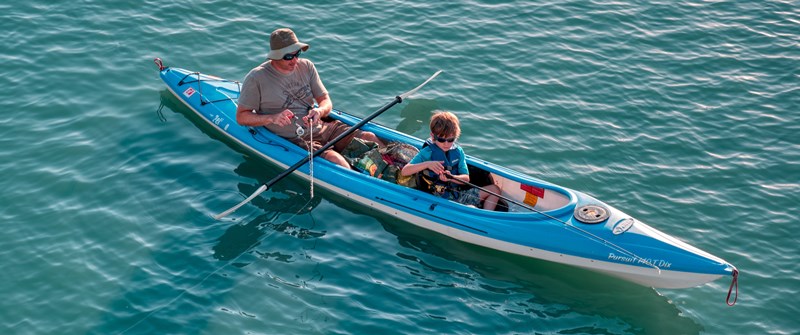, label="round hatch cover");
[574,204,610,224]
